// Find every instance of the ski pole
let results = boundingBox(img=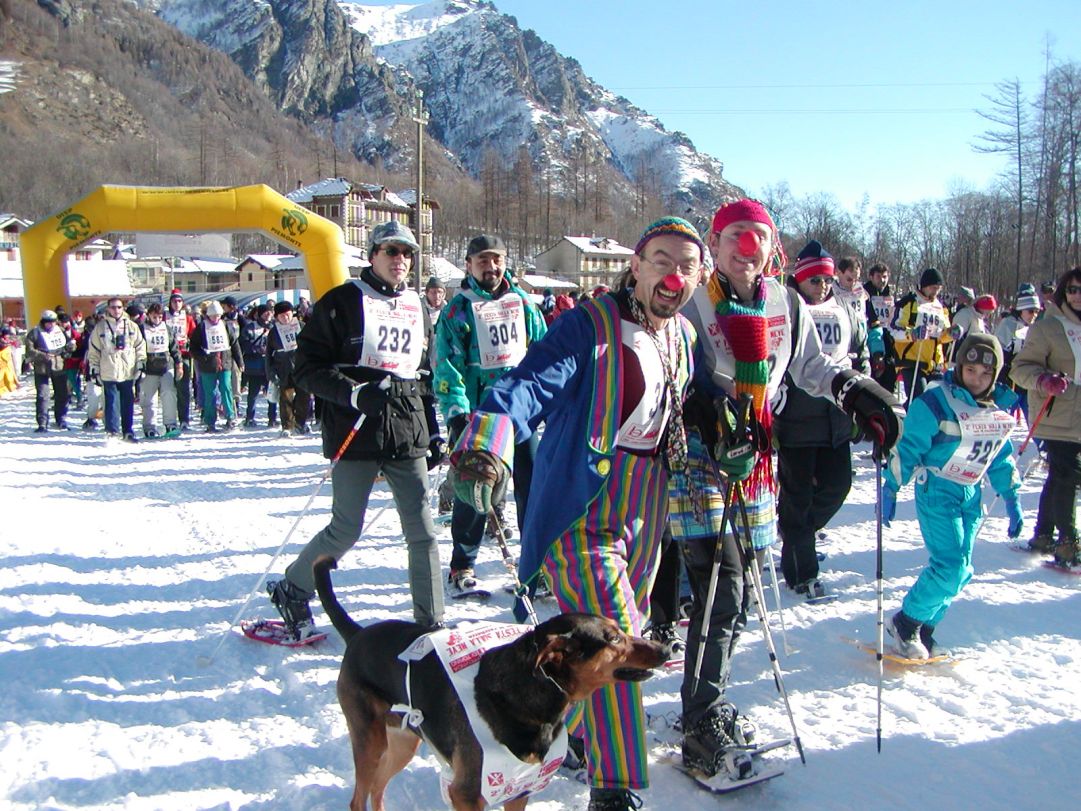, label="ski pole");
[970,394,1053,544]
[197,380,389,667]
[486,508,539,627]
[874,447,885,753]
[733,482,806,764]
[763,547,793,657]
